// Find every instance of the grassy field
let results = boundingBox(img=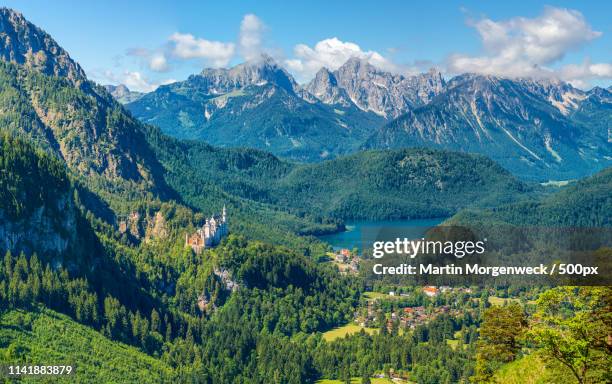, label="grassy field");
[322,323,377,341]
[362,291,397,301]
[488,296,536,306]
[439,330,464,350]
